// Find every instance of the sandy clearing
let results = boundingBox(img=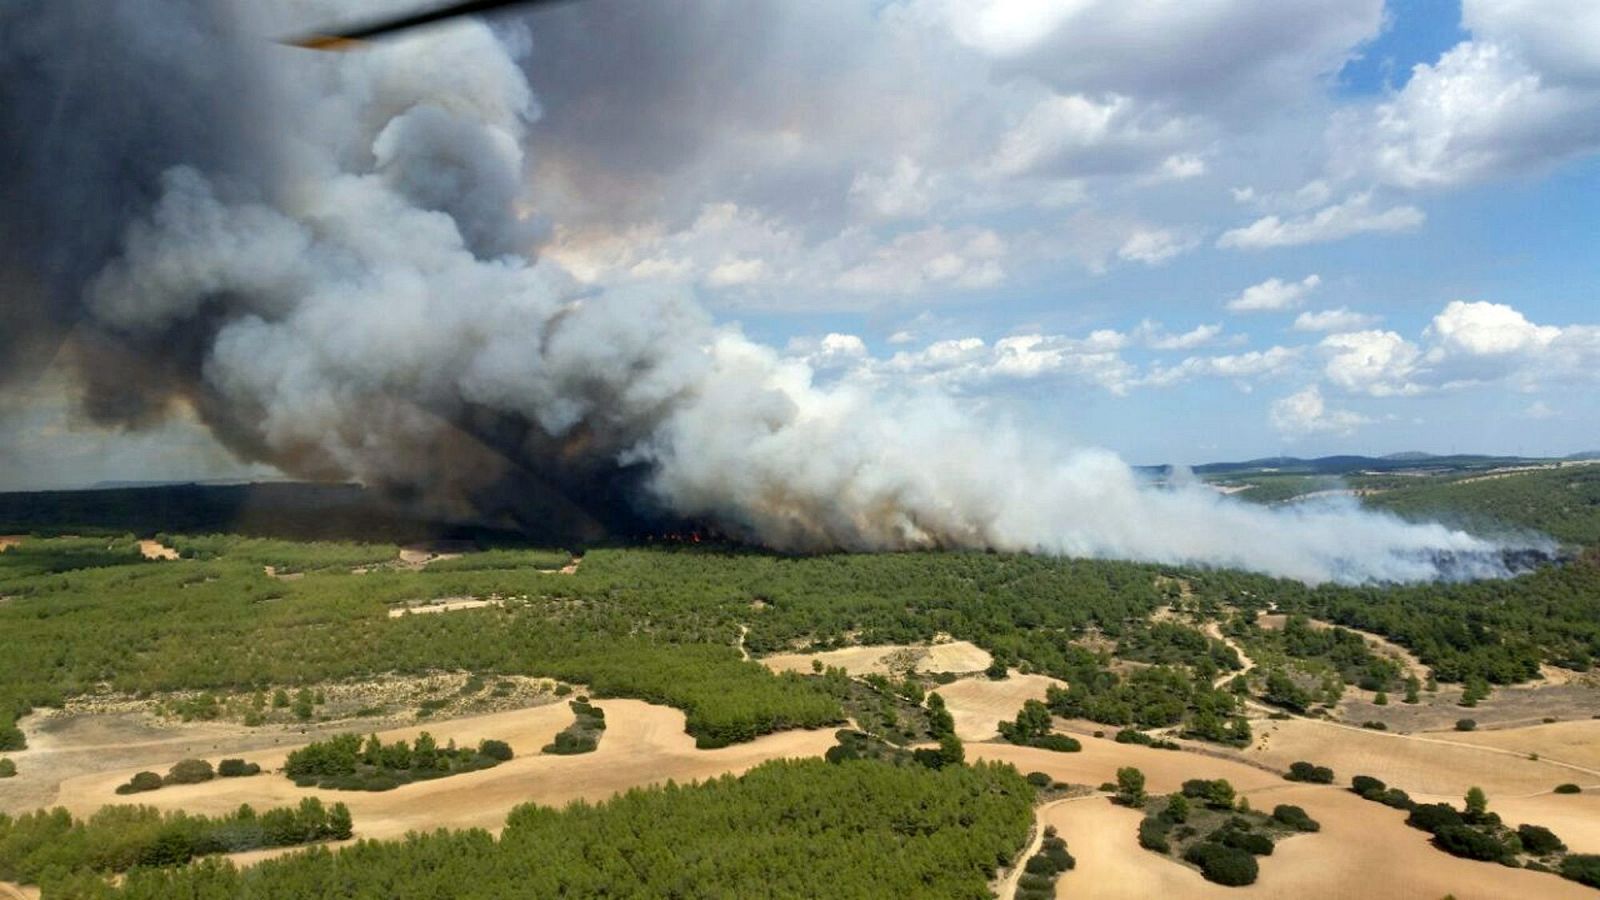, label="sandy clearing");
[933,672,1068,742]
[973,741,1593,900]
[1448,719,1600,771]
[1244,716,1600,797]
[135,539,178,561]
[760,640,993,677]
[0,536,25,551]
[387,596,504,618]
[52,700,838,842]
